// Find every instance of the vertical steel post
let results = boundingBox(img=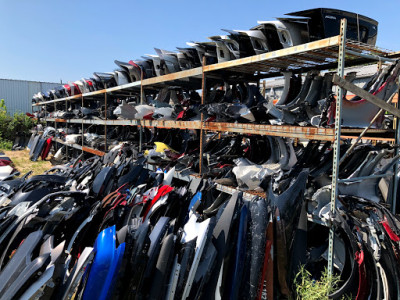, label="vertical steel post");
[199,56,206,175]
[139,69,144,152]
[53,102,57,152]
[44,103,47,128]
[81,95,84,153]
[392,77,400,213]
[104,93,107,152]
[65,100,68,158]
[328,18,347,278]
